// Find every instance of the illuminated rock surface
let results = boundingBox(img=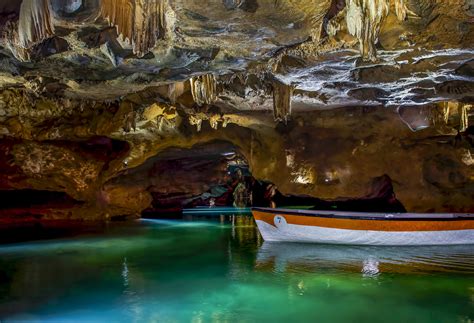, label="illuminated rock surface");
[0,0,472,220]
